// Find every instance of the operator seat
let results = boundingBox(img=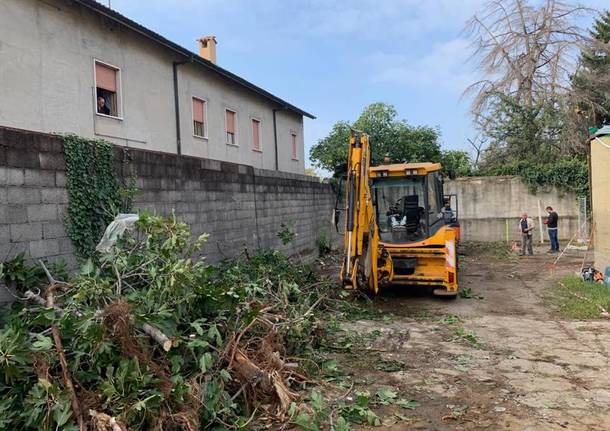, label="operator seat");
[403,195,420,234]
